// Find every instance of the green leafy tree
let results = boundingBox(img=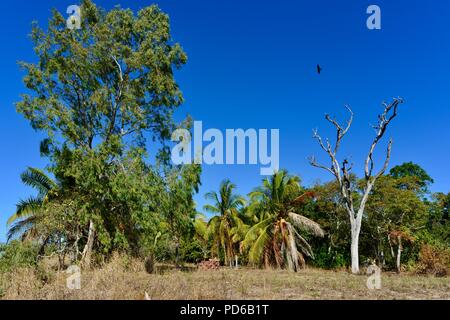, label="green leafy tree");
[16,0,189,267]
[161,164,201,266]
[424,192,450,245]
[243,171,324,272]
[389,162,434,192]
[364,175,428,272]
[204,180,246,267]
[306,181,351,269]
